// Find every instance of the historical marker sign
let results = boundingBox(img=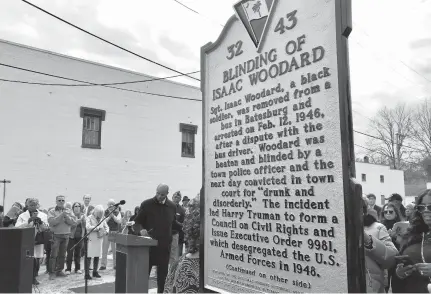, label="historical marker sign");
[201,0,363,293]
